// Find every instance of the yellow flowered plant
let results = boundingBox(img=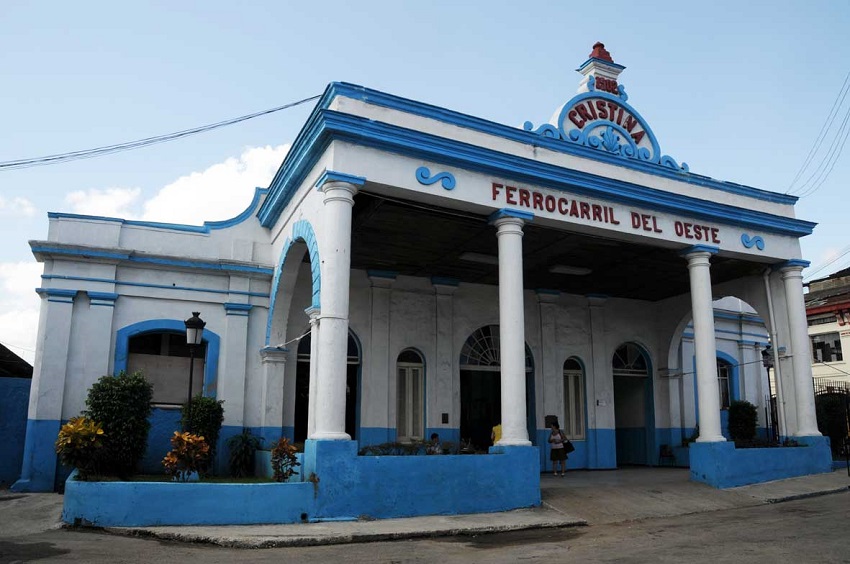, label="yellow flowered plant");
[55,416,105,479]
[162,431,210,482]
